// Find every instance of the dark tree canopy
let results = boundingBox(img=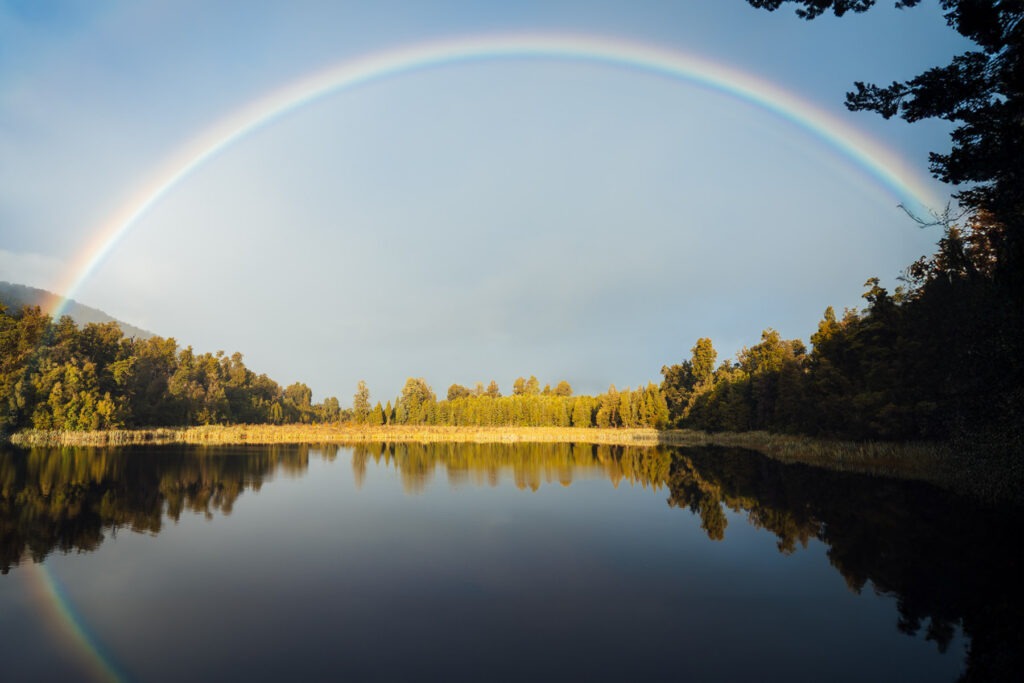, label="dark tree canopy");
[749,0,1024,281]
